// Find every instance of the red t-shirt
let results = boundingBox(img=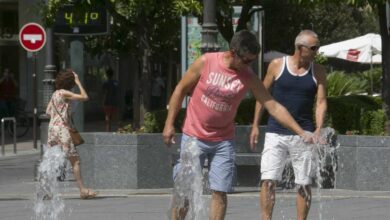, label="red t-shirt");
[0,78,17,100]
[182,52,253,141]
